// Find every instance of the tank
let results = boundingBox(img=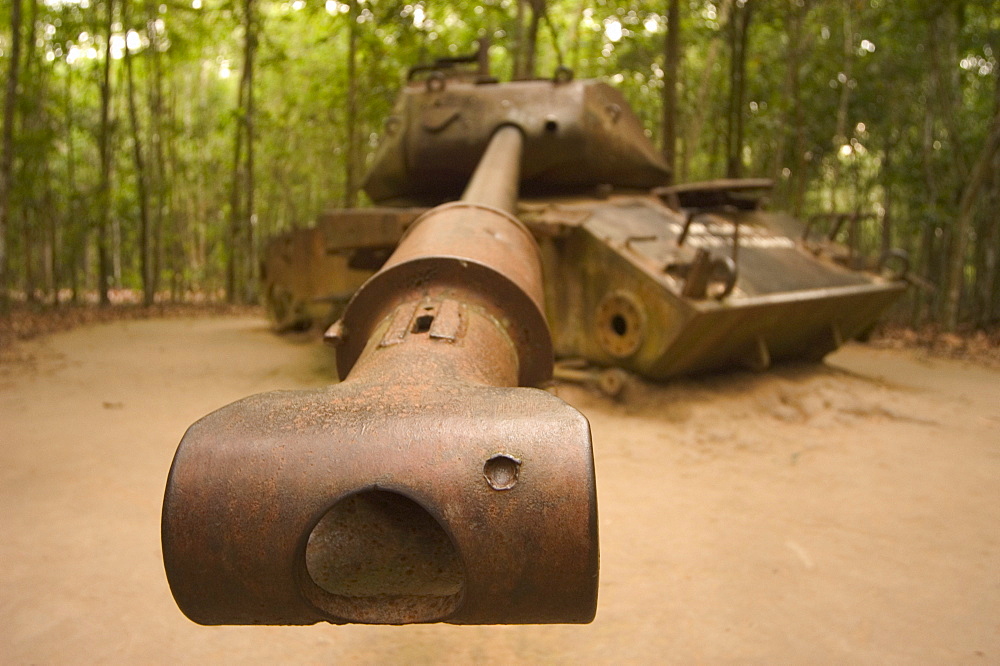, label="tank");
[262,44,908,385]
